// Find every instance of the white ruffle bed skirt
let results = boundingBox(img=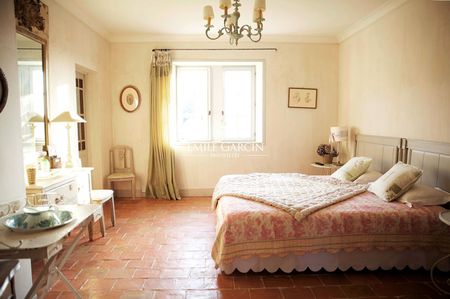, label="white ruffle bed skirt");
[218,249,450,274]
